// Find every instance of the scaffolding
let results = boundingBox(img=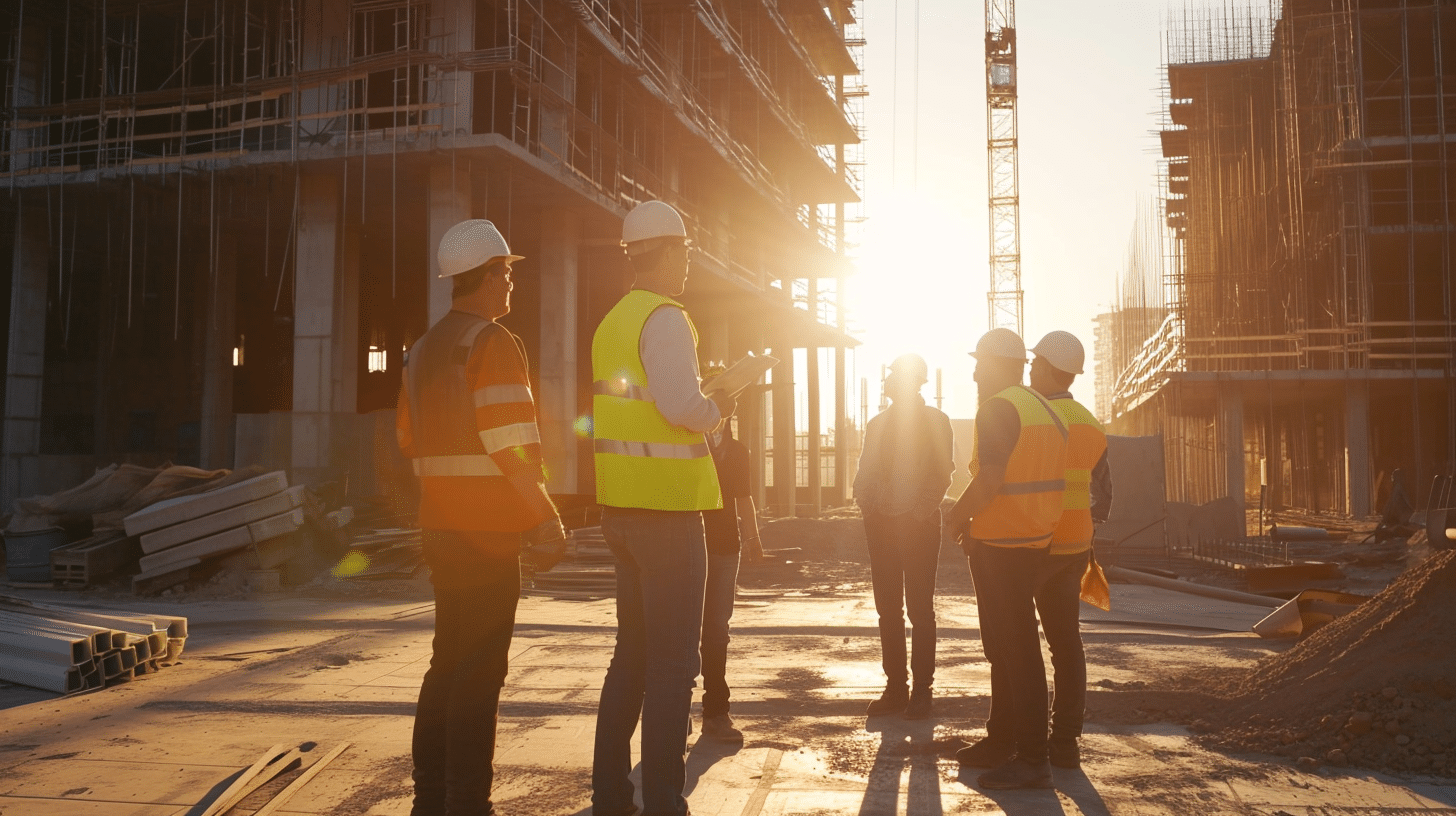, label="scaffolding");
[1103,0,1456,516]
